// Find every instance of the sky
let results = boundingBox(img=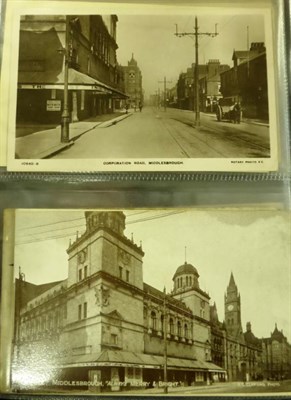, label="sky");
[116,13,265,98]
[13,208,291,342]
